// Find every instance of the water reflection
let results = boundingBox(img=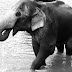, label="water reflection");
[44,48,72,72]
